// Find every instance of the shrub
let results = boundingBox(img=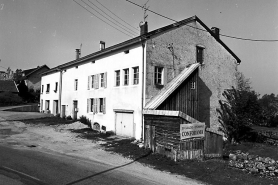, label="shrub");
[79,115,92,128]
[0,92,23,106]
[66,115,72,120]
[217,87,261,143]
